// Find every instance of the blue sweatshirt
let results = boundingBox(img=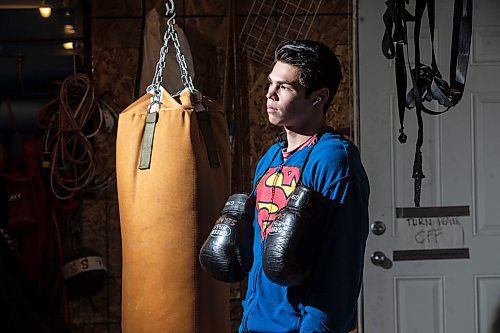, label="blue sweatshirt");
[239,131,369,333]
